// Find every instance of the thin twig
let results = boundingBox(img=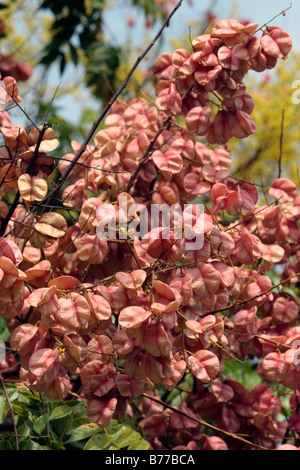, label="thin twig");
[141,392,269,450]
[225,197,283,232]
[0,373,19,450]
[203,272,300,317]
[0,81,39,130]
[43,81,62,123]
[0,122,50,237]
[125,84,194,193]
[233,147,264,177]
[252,3,292,34]
[39,393,51,445]
[43,0,184,210]
[125,115,172,193]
